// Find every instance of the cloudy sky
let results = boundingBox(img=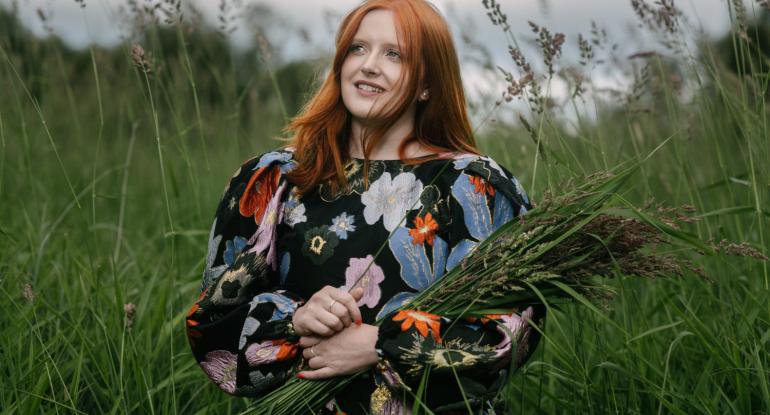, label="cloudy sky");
[0,0,759,123]
[0,0,747,55]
